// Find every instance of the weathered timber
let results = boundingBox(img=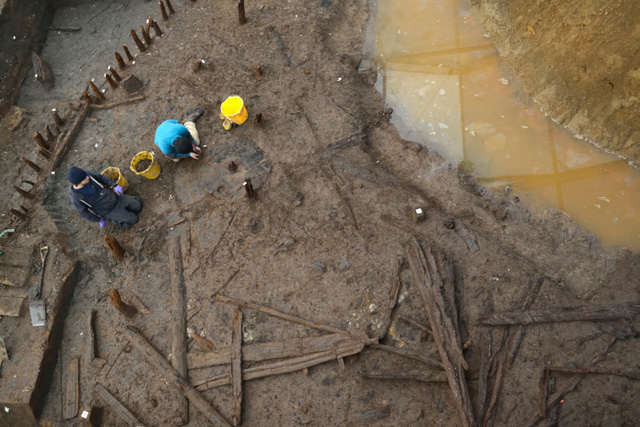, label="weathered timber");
[64,358,79,419]
[192,333,215,352]
[215,294,344,334]
[545,365,640,380]
[525,336,617,427]
[475,328,492,424]
[369,344,442,369]
[124,326,231,426]
[86,310,106,368]
[94,383,146,427]
[31,51,53,89]
[506,276,545,370]
[406,238,476,427]
[189,332,367,370]
[89,95,145,109]
[358,369,447,383]
[53,102,89,168]
[231,309,243,426]
[479,303,640,326]
[482,326,510,427]
[389,258,403,309]
[194,333,367,391]
[169,237,189,425]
